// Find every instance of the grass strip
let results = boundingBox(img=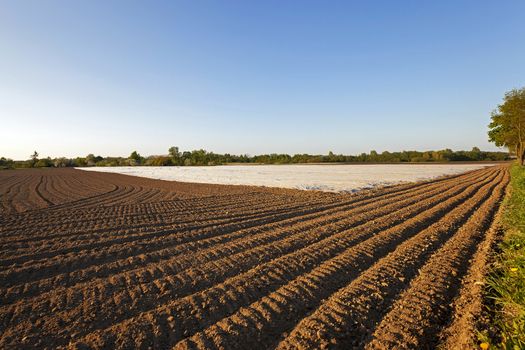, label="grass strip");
[482,163,525,349]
